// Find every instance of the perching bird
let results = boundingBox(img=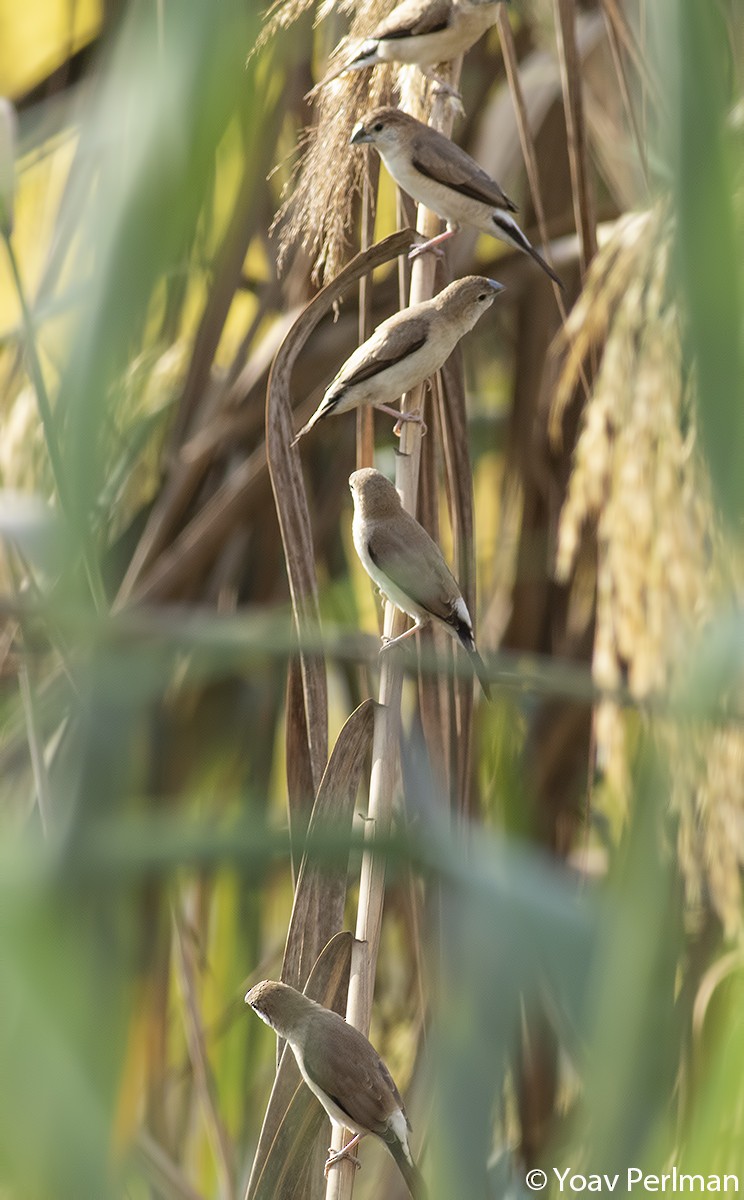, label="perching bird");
[351,106,564,287]
[350,467,491,698]
[314,0,504,98]
[245,980,426,1198]
[293,275,504,442]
